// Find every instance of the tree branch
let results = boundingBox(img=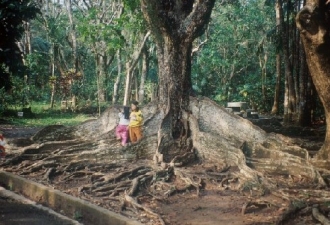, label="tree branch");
[180,0,216,40]
[129,31,151,71]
